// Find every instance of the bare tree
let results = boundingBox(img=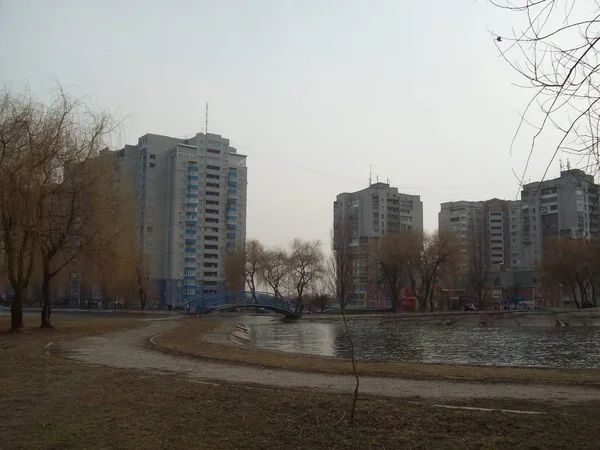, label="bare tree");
[288,239,324,309]
[0,91,42,330]
[330,220,359,425]
[539,236,595,308]
[260,248,291,299]
[467,214,489,309]
[223,248,245,292]
[371,231,412,313]
[0,88,119,328]
[331,221,354,310]
[37,145,118,327]
[490,1,600,186]
[244,239,264,303]
[407,229,461,312]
